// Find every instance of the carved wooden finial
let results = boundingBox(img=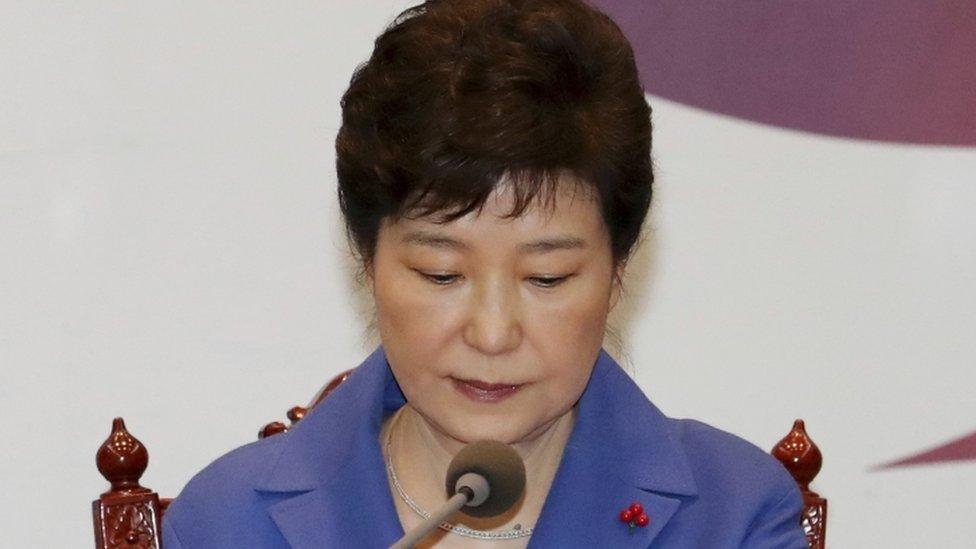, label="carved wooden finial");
[93,418,163,549]
[287,406,308,423]
[259,406,310,439]
[96,417,150,495]
[772,419,823,493]
[772,419,827,548]
[257,369,355,440]
[259,421,288,439]
[311,368,354,407]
